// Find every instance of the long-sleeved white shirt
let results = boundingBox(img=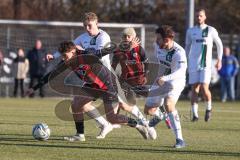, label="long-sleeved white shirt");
[54,29,111,69]
[73,29,111,69]
[154,42,187,87]
[185,24,223,72]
